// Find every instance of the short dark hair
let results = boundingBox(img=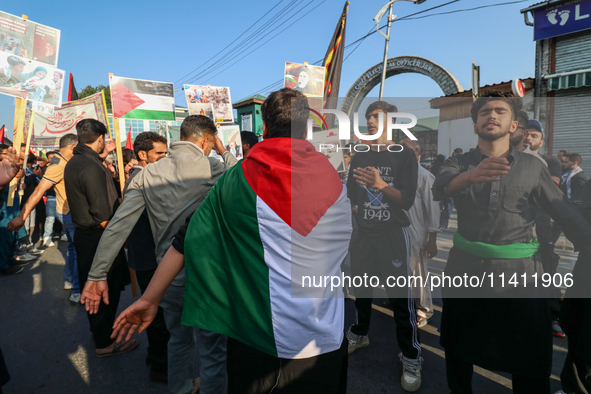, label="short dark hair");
[261,88,308,139]
[365,101,398,118]
[133,131,167,158]
[559,150,570,155]
[471,90,523,123]
[516,111,529,128]
[7,56,26,67]
[0,143,8,152]
[59,133,78,148]
[453,148,463,155]
[180,115,217,141]
[240,131,258,148]
[46,151,57,159]
[76,119,107,144]
[568,153,582,165]
[27,153,36,164]
[122,148,136,167]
